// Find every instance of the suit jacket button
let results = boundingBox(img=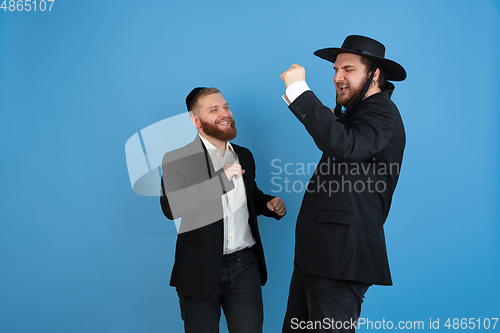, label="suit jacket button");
[296,107,306,118]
